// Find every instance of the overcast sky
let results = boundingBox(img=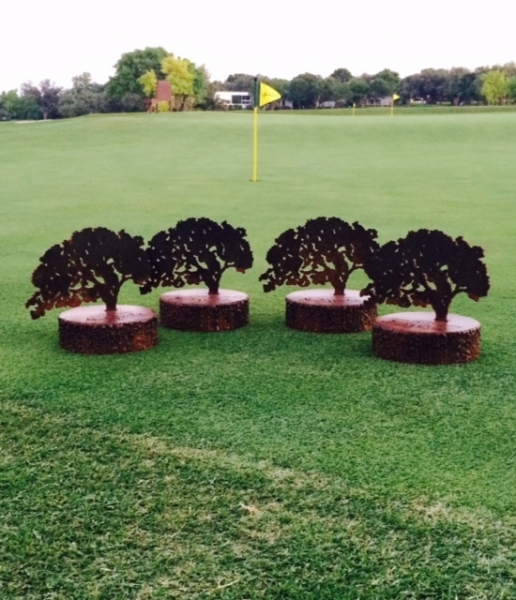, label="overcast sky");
[2,0,515,92]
